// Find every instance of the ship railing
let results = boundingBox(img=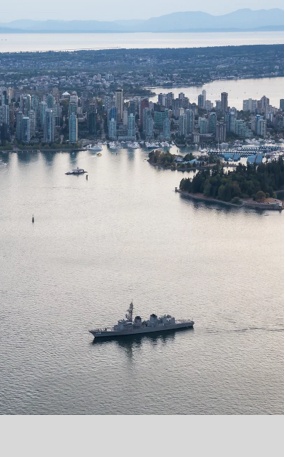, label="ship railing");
[94,327,112,332]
